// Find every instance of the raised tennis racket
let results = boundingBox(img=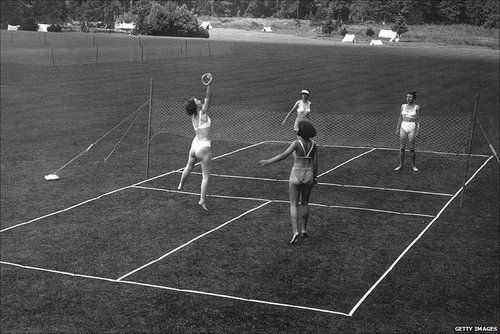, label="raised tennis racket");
[201,73,212,85]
